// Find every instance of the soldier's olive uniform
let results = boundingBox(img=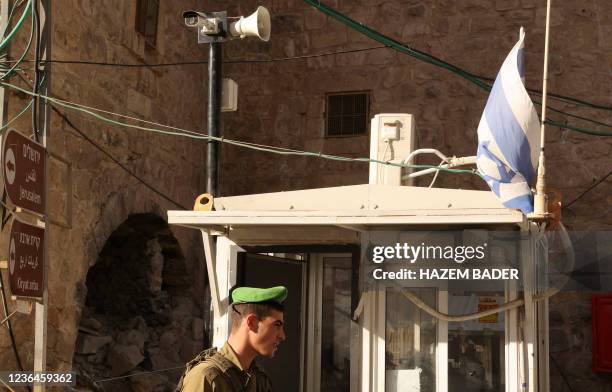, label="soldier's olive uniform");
[179,343,273,392]
[177,286,287,392]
